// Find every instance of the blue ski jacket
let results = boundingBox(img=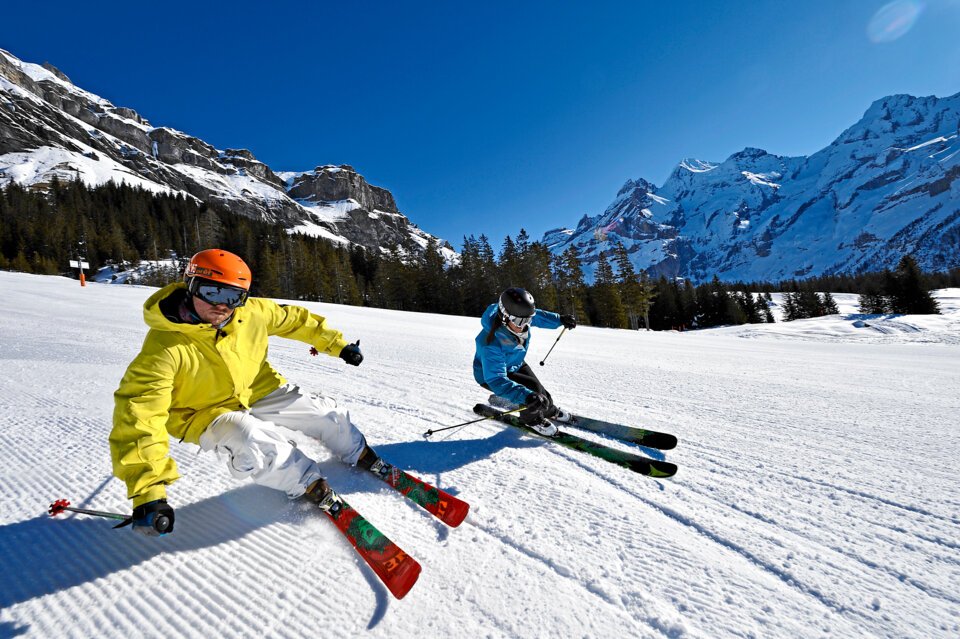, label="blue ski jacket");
[473,303,563,405]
